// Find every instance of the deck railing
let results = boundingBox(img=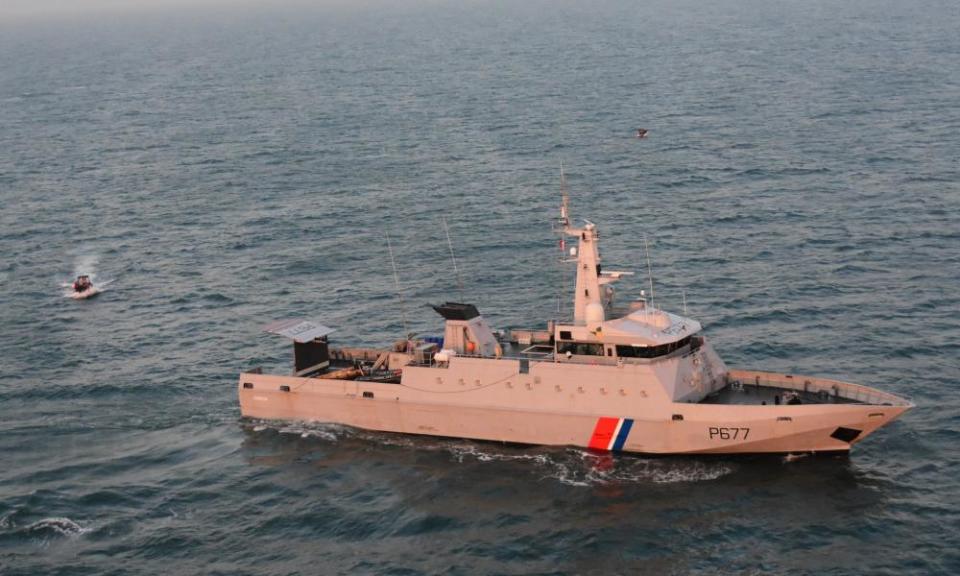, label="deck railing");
[726,369,912,407]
